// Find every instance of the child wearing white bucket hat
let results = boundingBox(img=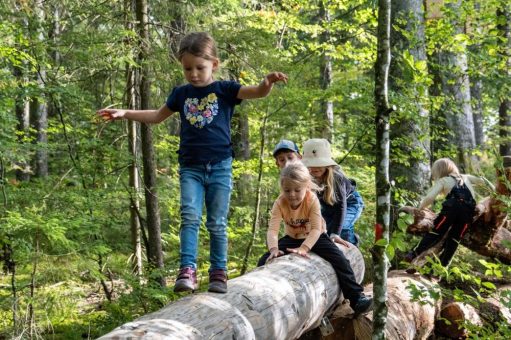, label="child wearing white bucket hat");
[302,138,364,246]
